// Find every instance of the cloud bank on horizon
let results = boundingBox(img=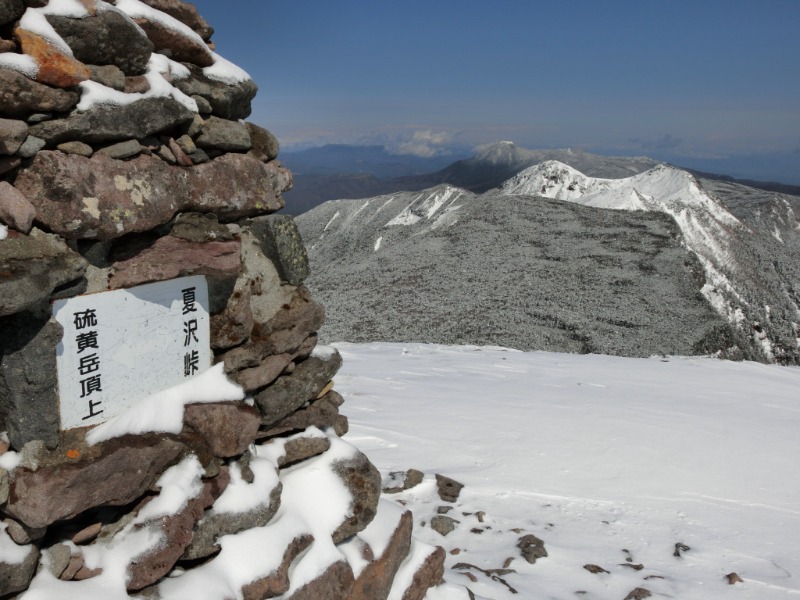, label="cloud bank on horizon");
[191,0,800,178]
